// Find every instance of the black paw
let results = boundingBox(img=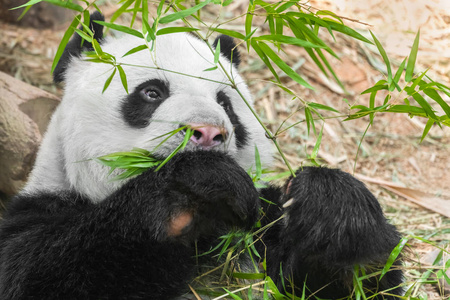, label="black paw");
[113,151,259,243]
[274,166,403,297]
